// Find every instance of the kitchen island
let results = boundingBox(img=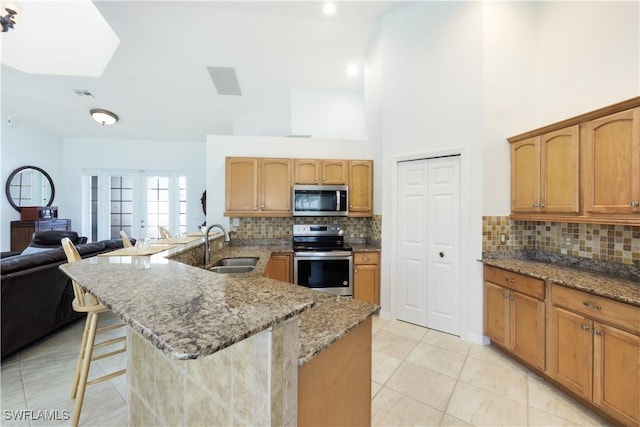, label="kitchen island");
[59,235,379,426]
